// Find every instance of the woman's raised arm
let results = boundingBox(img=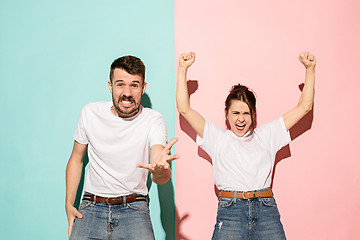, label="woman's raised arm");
[283,52,316,131]
[176,52,206,138]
